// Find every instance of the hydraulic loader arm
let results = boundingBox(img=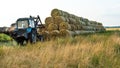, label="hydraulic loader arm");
[30,15,45,28]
